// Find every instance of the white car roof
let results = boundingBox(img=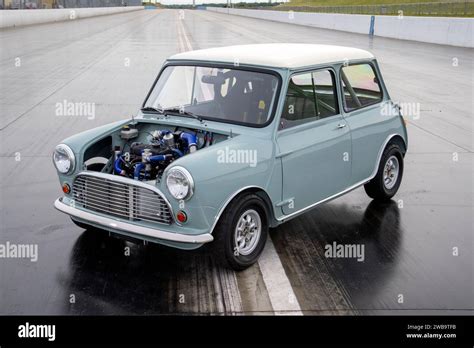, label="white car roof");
[168,43,374,69]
